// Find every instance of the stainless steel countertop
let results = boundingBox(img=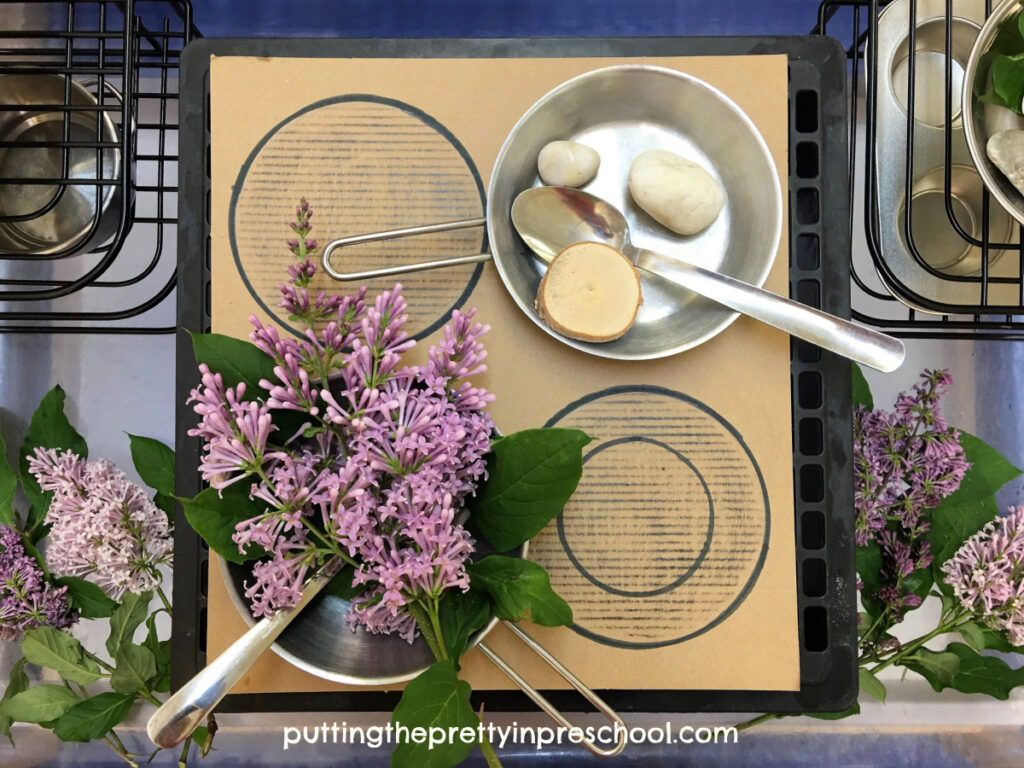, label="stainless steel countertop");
[1,71,1023,767]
